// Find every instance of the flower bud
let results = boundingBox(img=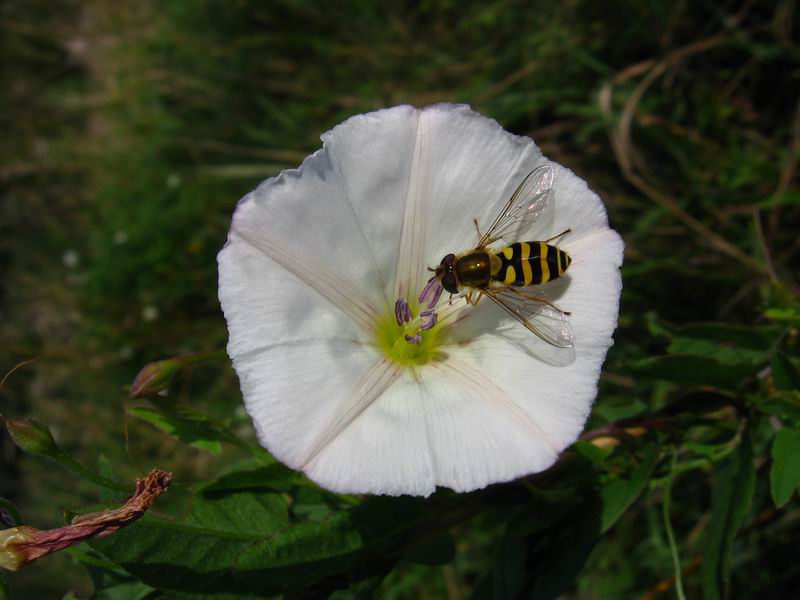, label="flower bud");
[128,351,223,399]
[4,418,58,457]
[128,358,183,399]
[0,526,36,571]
